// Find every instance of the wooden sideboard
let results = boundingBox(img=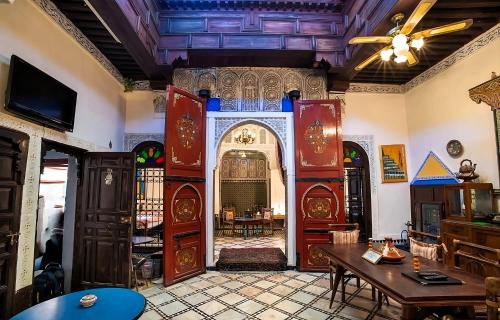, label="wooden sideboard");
[441,219,500,270]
